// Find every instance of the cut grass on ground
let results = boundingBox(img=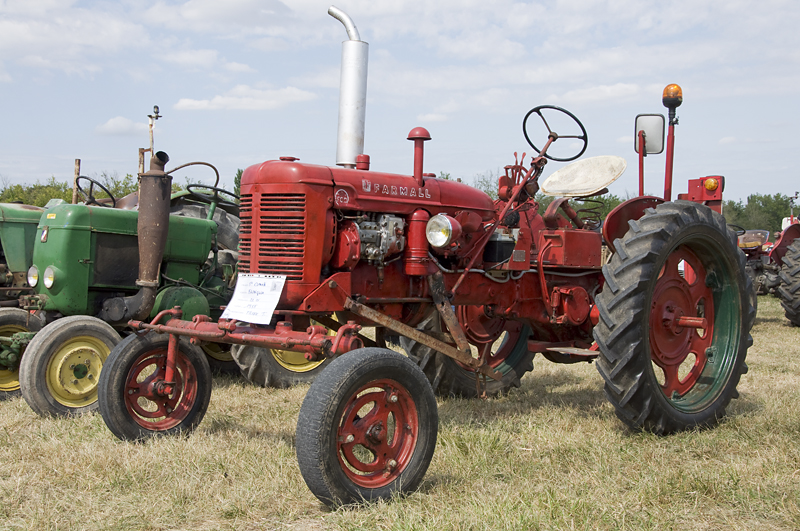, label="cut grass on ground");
[1,296,799,530]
